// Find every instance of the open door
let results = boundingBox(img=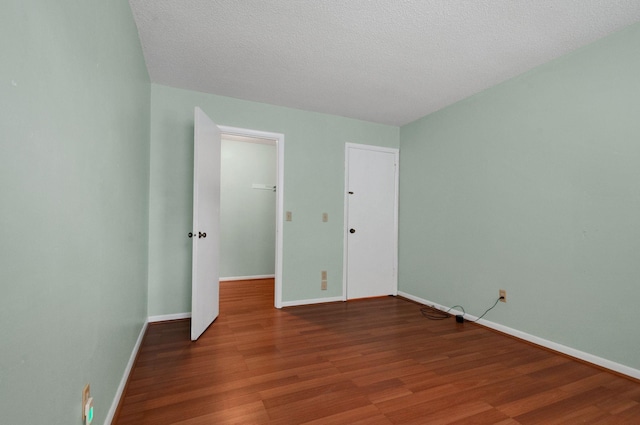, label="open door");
[191,107,221,341]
